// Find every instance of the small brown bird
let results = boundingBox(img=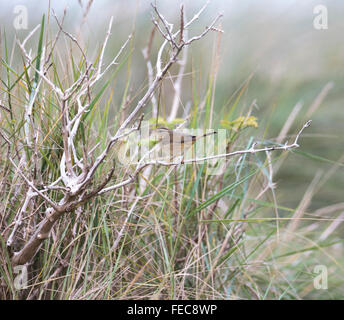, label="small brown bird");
[151,127,217,160]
